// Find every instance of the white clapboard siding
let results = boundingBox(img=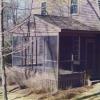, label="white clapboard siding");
[32,0,100,28]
